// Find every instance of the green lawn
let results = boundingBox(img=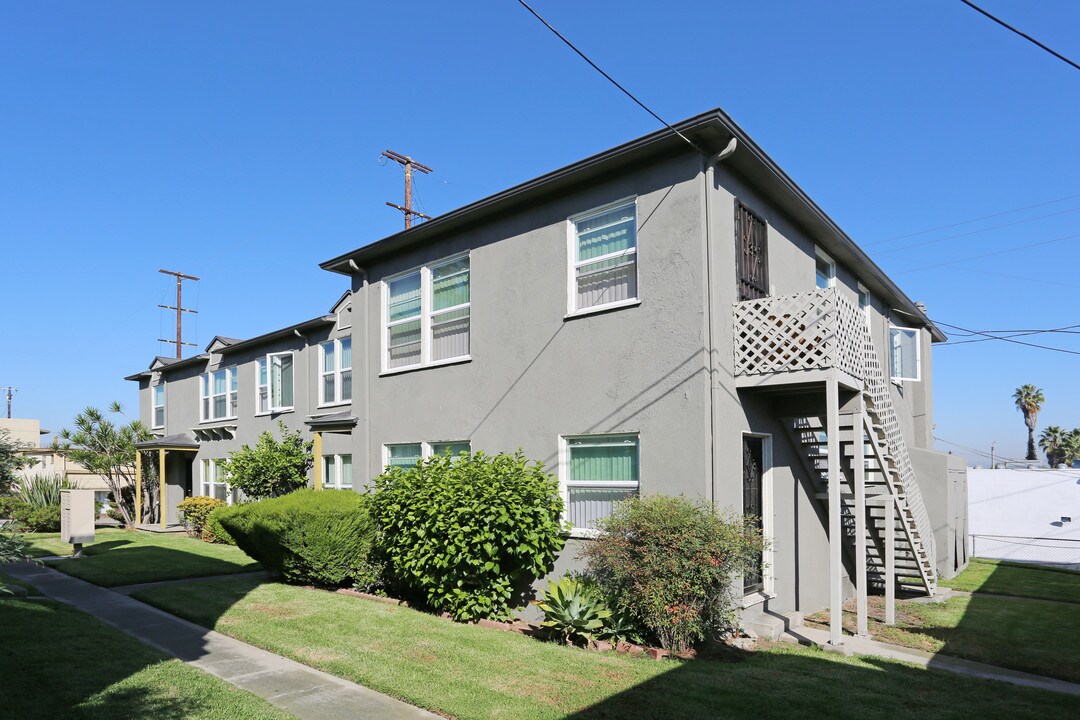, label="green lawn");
[0,597,294,720]
[0,569,41,596]
[134,576,1078,720]
[21,528,259,587]
[941,558,1080,603]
